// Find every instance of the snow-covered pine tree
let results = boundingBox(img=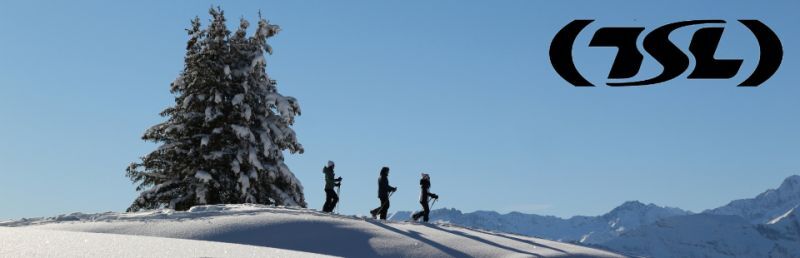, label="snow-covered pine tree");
[126,8,305,212]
